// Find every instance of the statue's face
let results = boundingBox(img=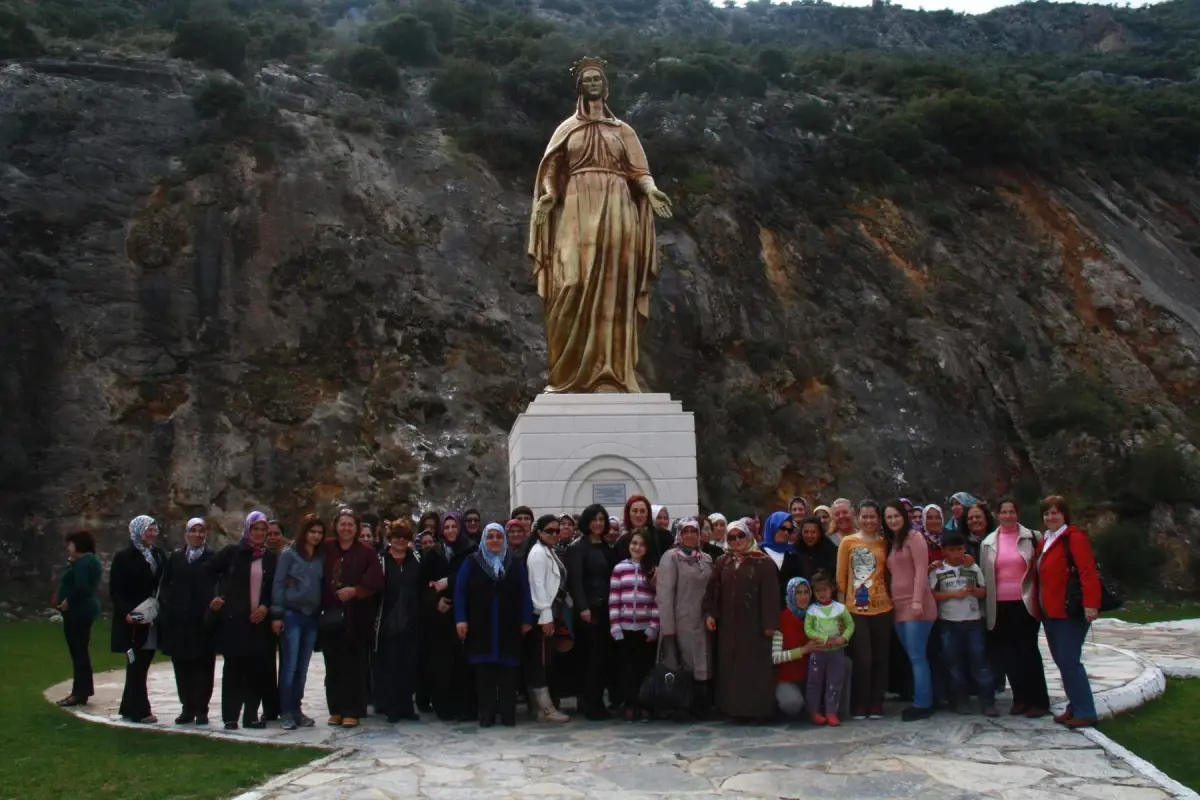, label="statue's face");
[580,69,605,100]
